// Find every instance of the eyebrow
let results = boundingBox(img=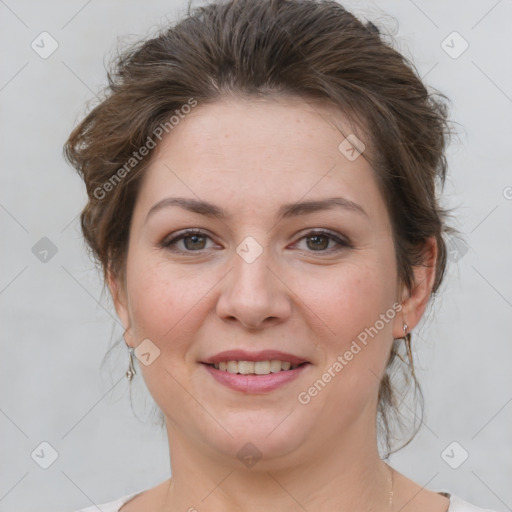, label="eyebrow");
[145,196,368,224]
